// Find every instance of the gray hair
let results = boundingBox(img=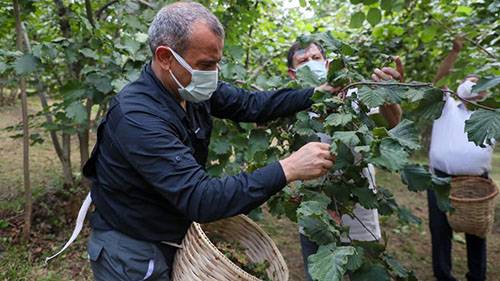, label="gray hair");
[148,1,225,55]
